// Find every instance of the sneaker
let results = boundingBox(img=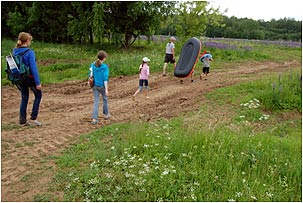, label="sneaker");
[91,119,98,125]
[163,73,167,76]
[30,120,42,126]
[191,79,196,83]
[20,122,30,127]
[104,114,111,120]
[132,95,136,101]
[180,80,183,84]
